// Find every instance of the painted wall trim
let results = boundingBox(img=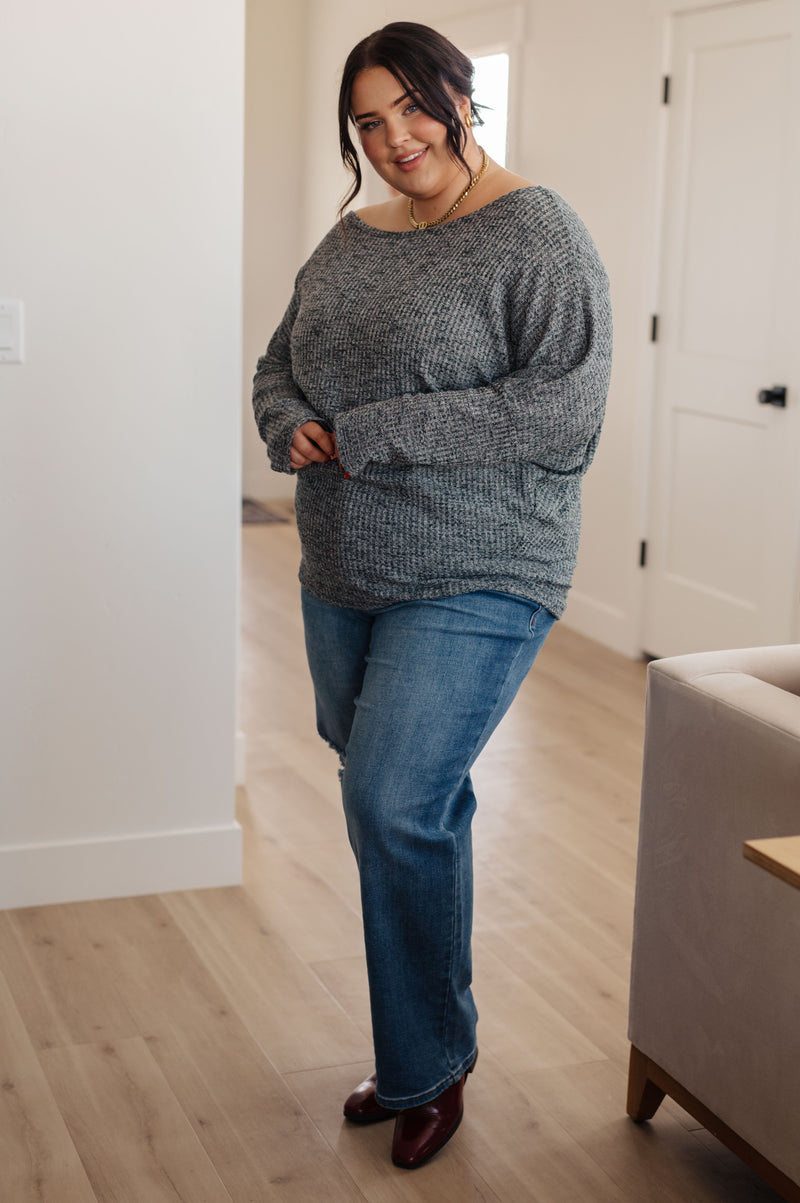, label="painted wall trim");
[0,823,243,911]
